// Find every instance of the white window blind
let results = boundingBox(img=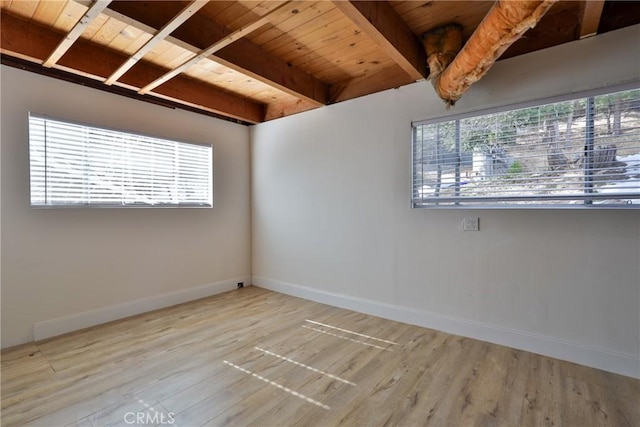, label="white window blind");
[29,114,213,207]
[412,88,640,207]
